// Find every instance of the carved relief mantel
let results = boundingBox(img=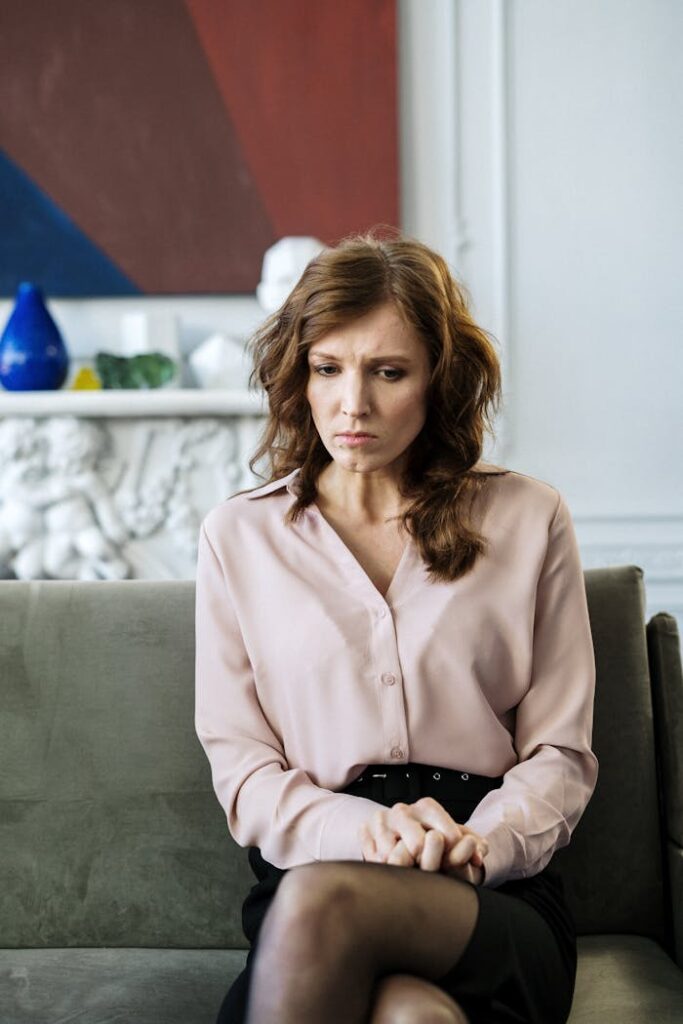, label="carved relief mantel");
[0,390,267,580]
